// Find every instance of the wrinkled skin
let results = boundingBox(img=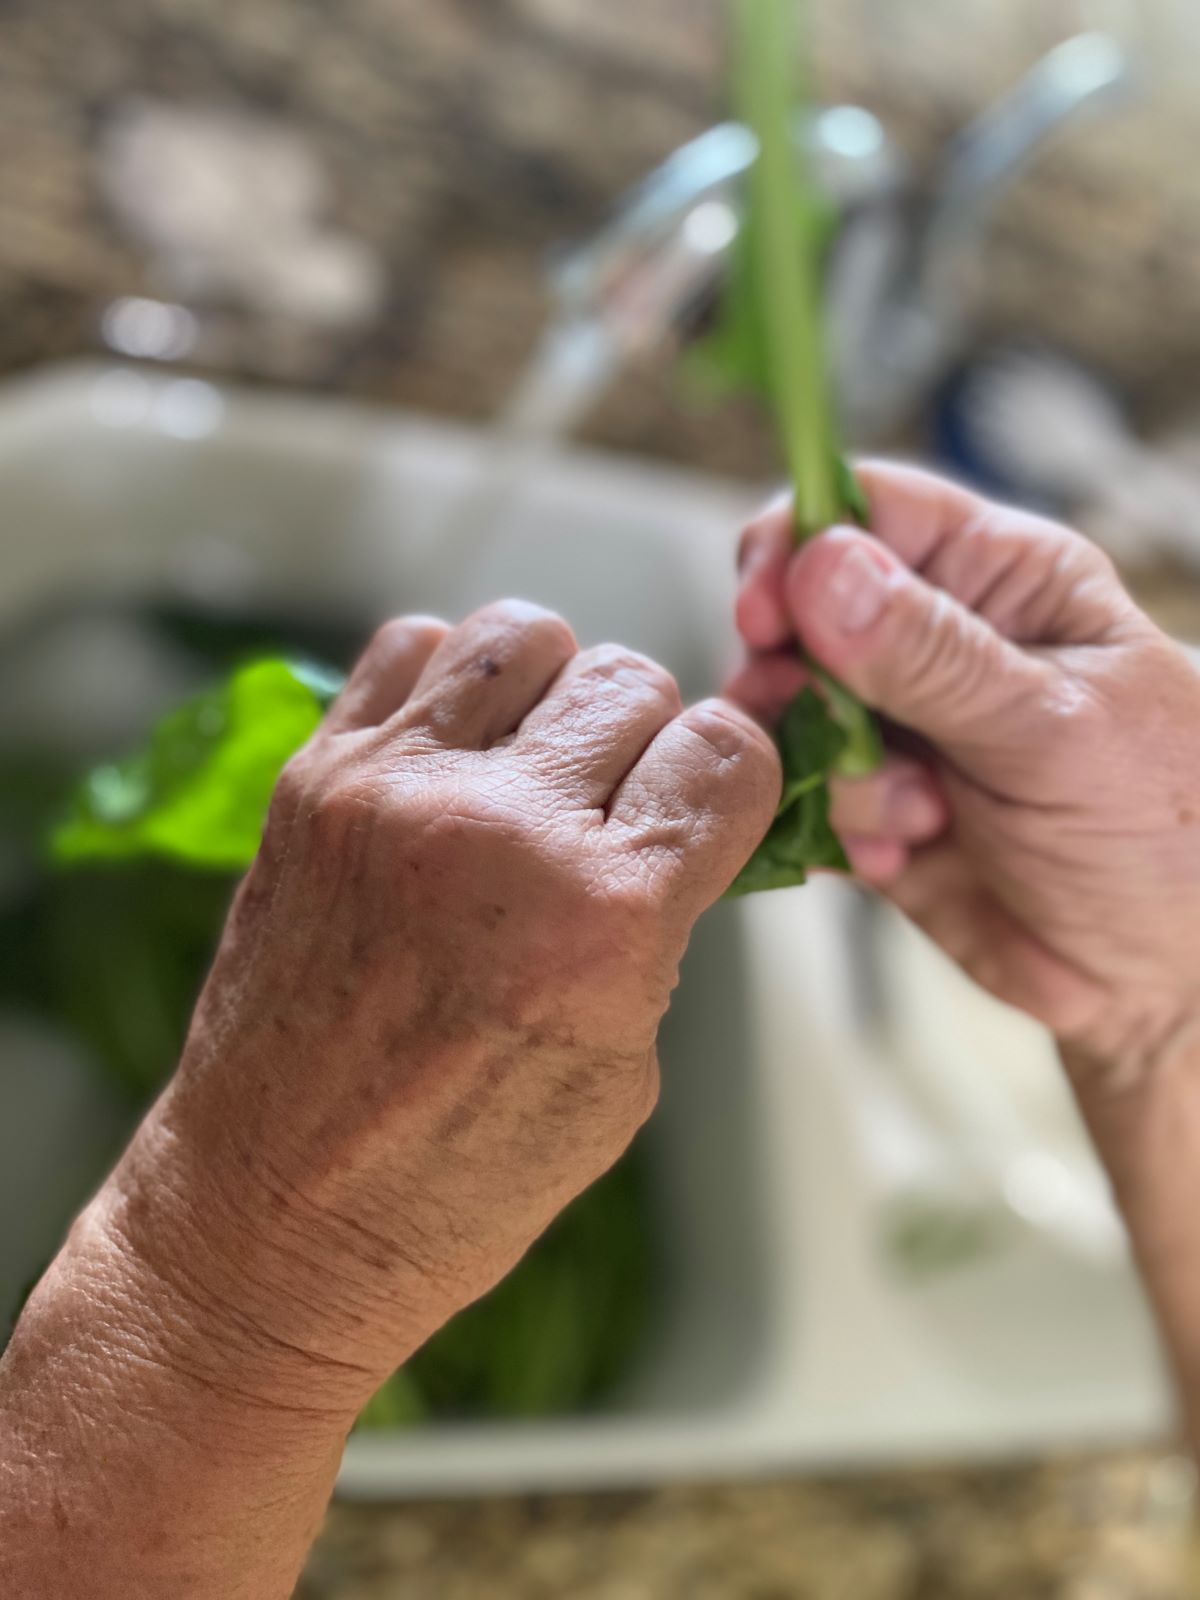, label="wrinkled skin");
[1,600,779,1600]
[12,469,1200,1600]
[107,599,781,1394]
[731,459,1200,1085]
